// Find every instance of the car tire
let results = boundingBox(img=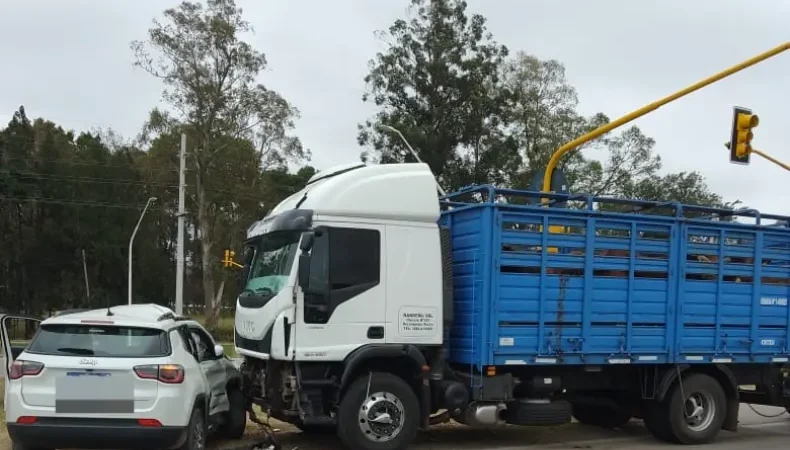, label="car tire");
[572,403,631,428]
[221,388,248,439]
[663,373,727,445]
[337,372,420,450]
[180,406,208,450]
